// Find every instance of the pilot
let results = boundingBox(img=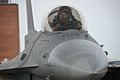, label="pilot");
[49,6,82,31]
